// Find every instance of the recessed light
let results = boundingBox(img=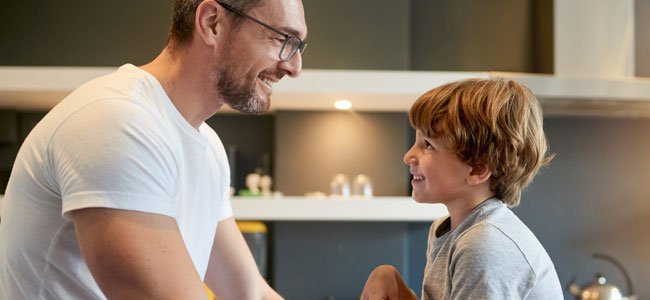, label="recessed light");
[334,99,352,110]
